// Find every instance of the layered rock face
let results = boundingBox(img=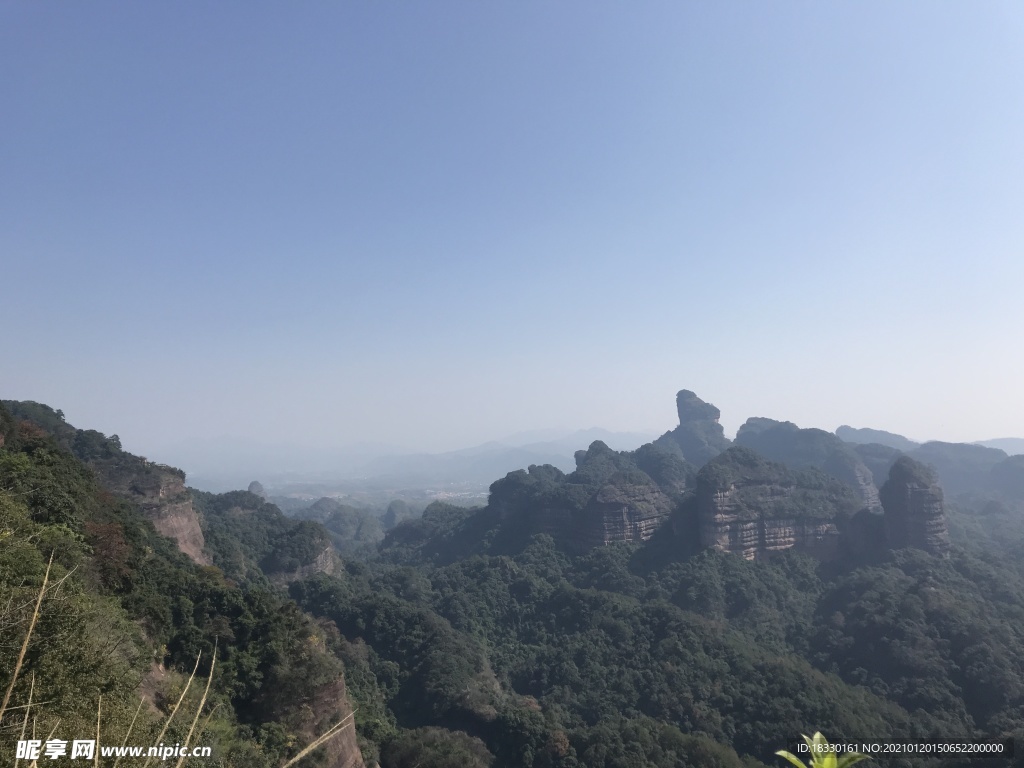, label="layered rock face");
[93,460,210,565]
[851,442,904,488]
[574,473,674,551]
[487,441,687,551]
[822,451,881,513]
[0,400,210,564]
[696,447,859,561]
[270,542,342,586]
[880,457,951,556]
[736,418,882,513]
[286,674,365,768]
